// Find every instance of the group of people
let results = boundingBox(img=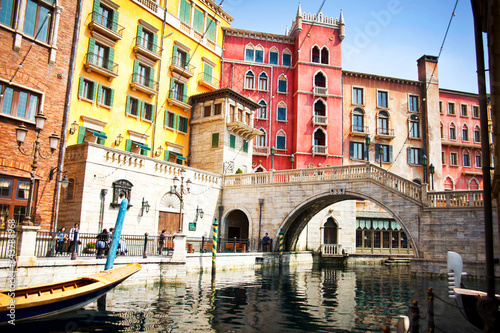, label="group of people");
[54,224,127,258]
